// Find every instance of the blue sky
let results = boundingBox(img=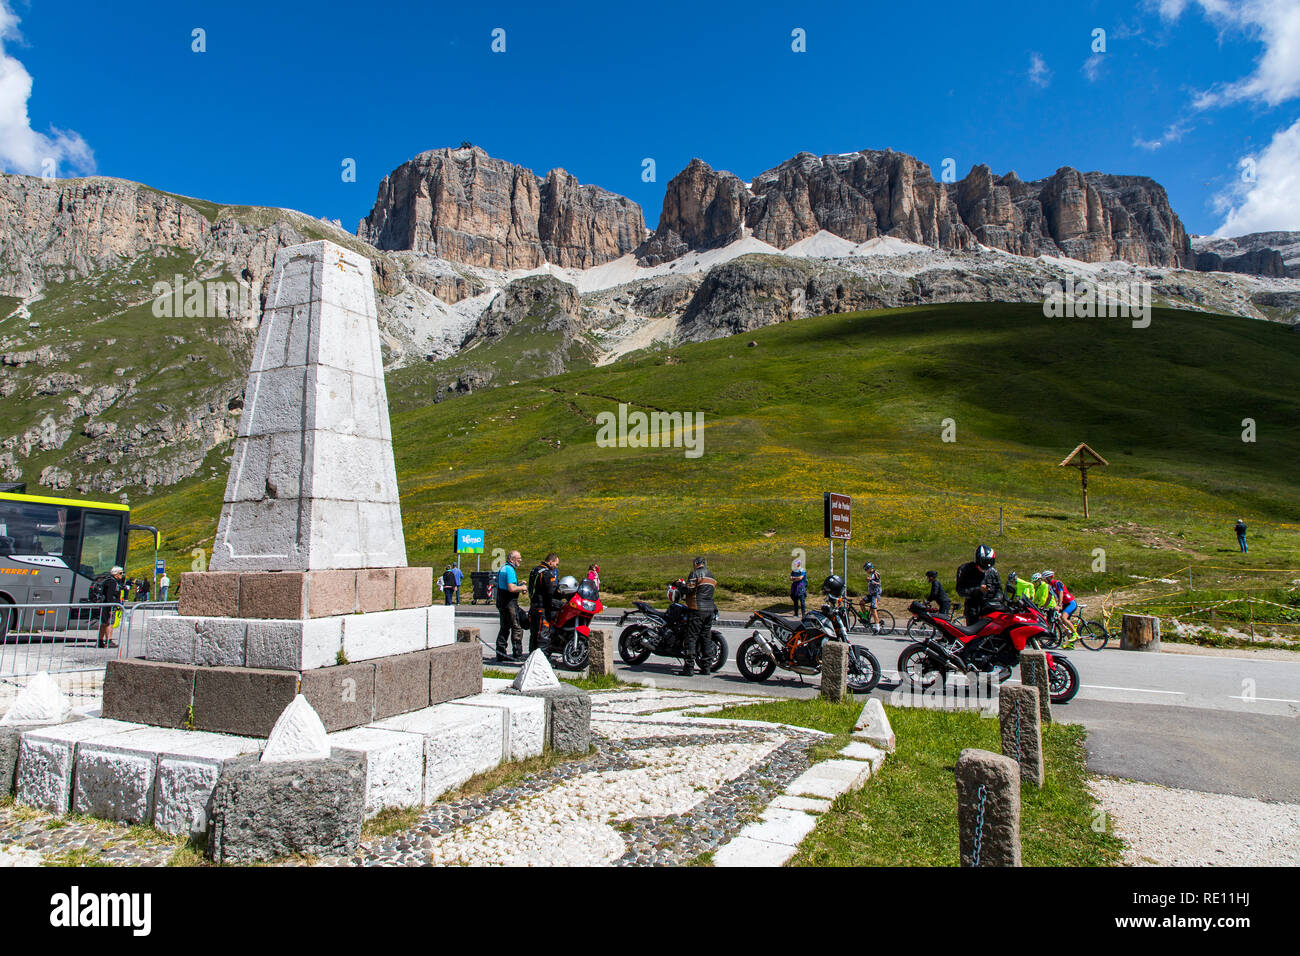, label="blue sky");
[3,0,1298,237]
